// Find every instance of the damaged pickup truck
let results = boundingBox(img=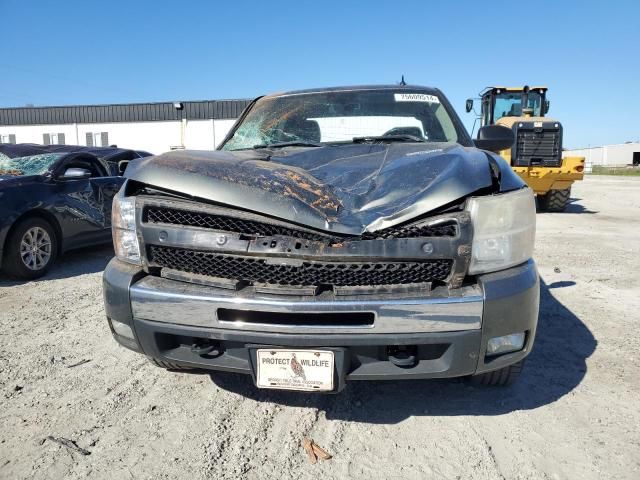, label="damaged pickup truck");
[103,85,539,392]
